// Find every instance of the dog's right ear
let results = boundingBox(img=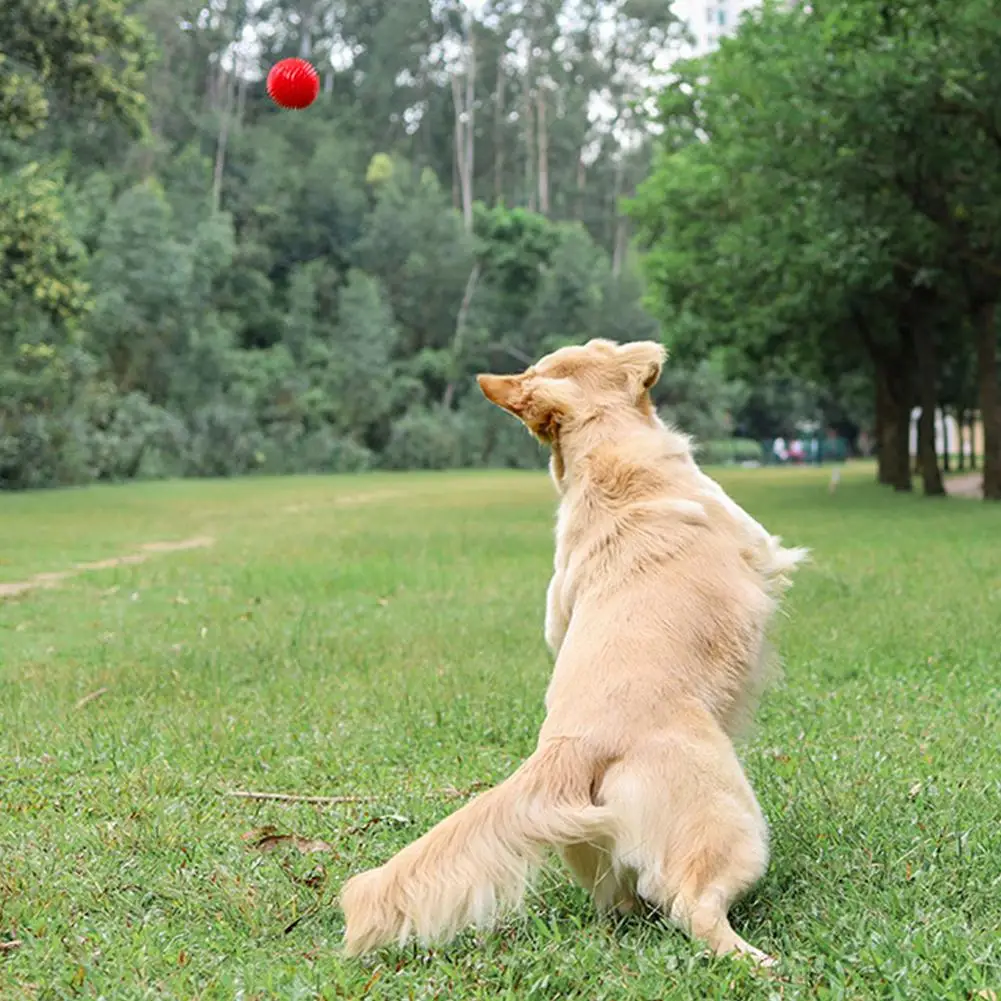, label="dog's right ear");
[618,341,667,395]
